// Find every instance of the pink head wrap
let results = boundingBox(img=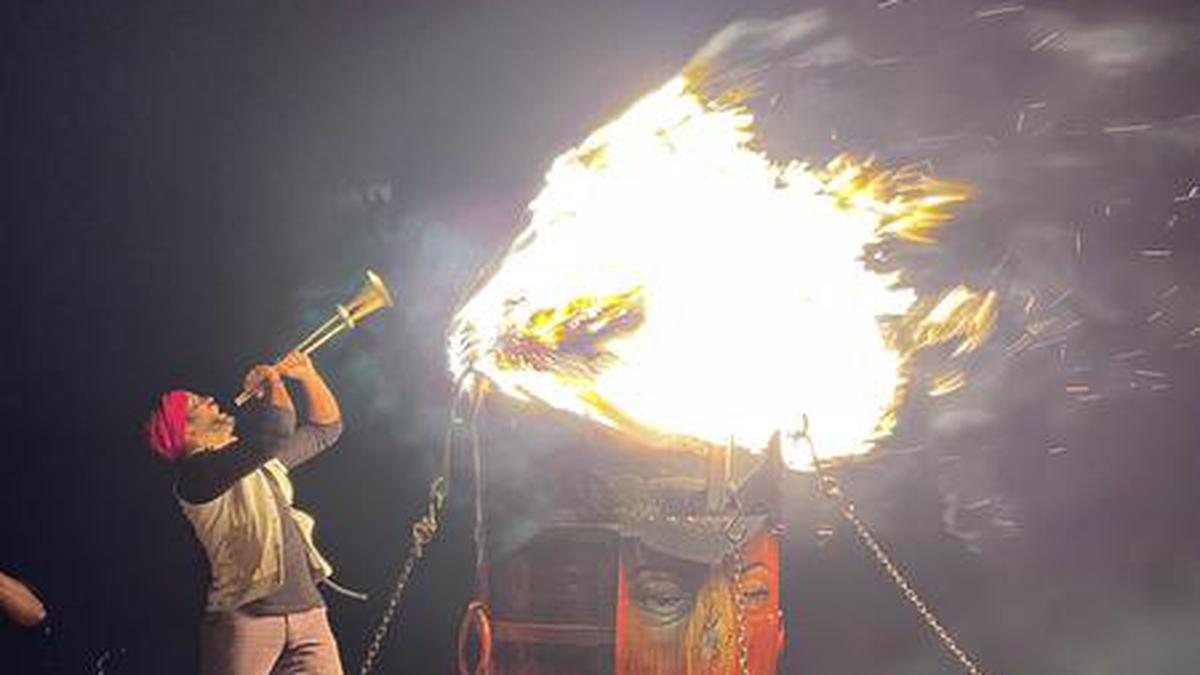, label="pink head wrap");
[145,390,191,461]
